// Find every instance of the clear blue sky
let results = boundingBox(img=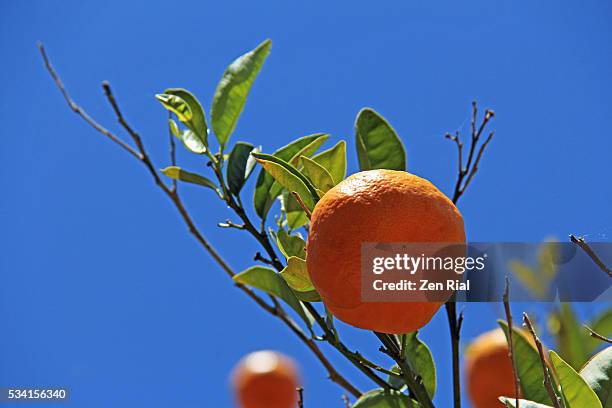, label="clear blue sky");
[1,1,611,407]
